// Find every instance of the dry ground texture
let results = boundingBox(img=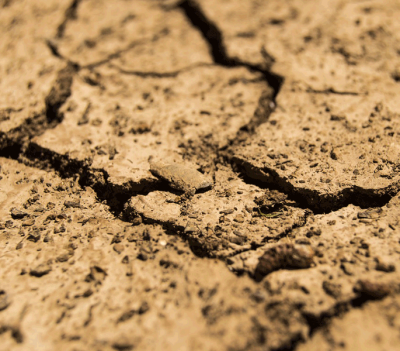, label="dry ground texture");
[1,0,400,350]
